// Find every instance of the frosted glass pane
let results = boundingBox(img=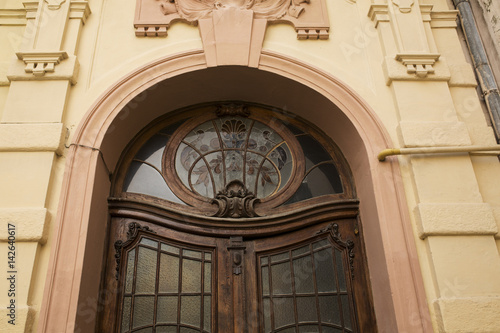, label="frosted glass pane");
[136,247,157,294]
[263,298,271,333]
[261,266,269,296]
[124,161,184,204]
[204,252,211,261]
[319,296,340,326]
[299,325,319,332]
[274,297,294,329]
[157,296,178,323]
[314,249,336,293]
[182,259,201,293]
[140,238,158,248]
[183,249,202,259]
[134,134,169,169]
[180,296,201,328]
[322,327,342,333]
[297,296,317,323]
[156,326,177,333]
[261,256,269,265]
[132,296,154,328]
[341,295,352,330]
[313,239,329,250]
[271,262,292,295]
[204,262,211,292]
[121,296,131,333]
[159,253,179,293]
[293,256,314,294]
[161,243,179,255]
[292,245,309,258]
[204,296,211,332]
[335,250,347,292]
[125,249,135,294]
[180,328,199,333]
[271,252,289,263]
[134,328,153,333]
